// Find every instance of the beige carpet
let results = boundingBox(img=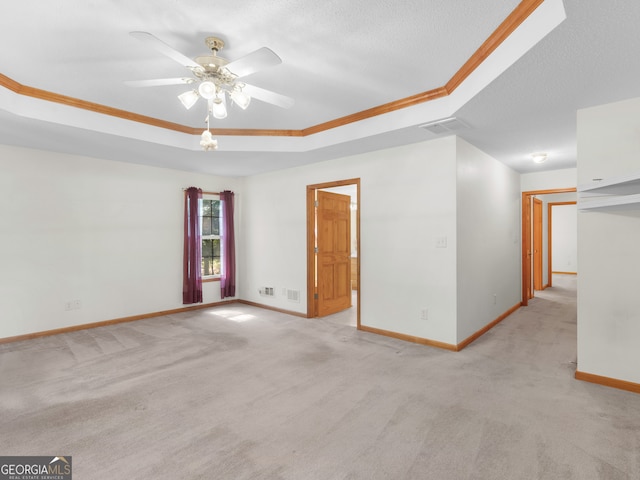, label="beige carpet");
[1,275,639,479]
